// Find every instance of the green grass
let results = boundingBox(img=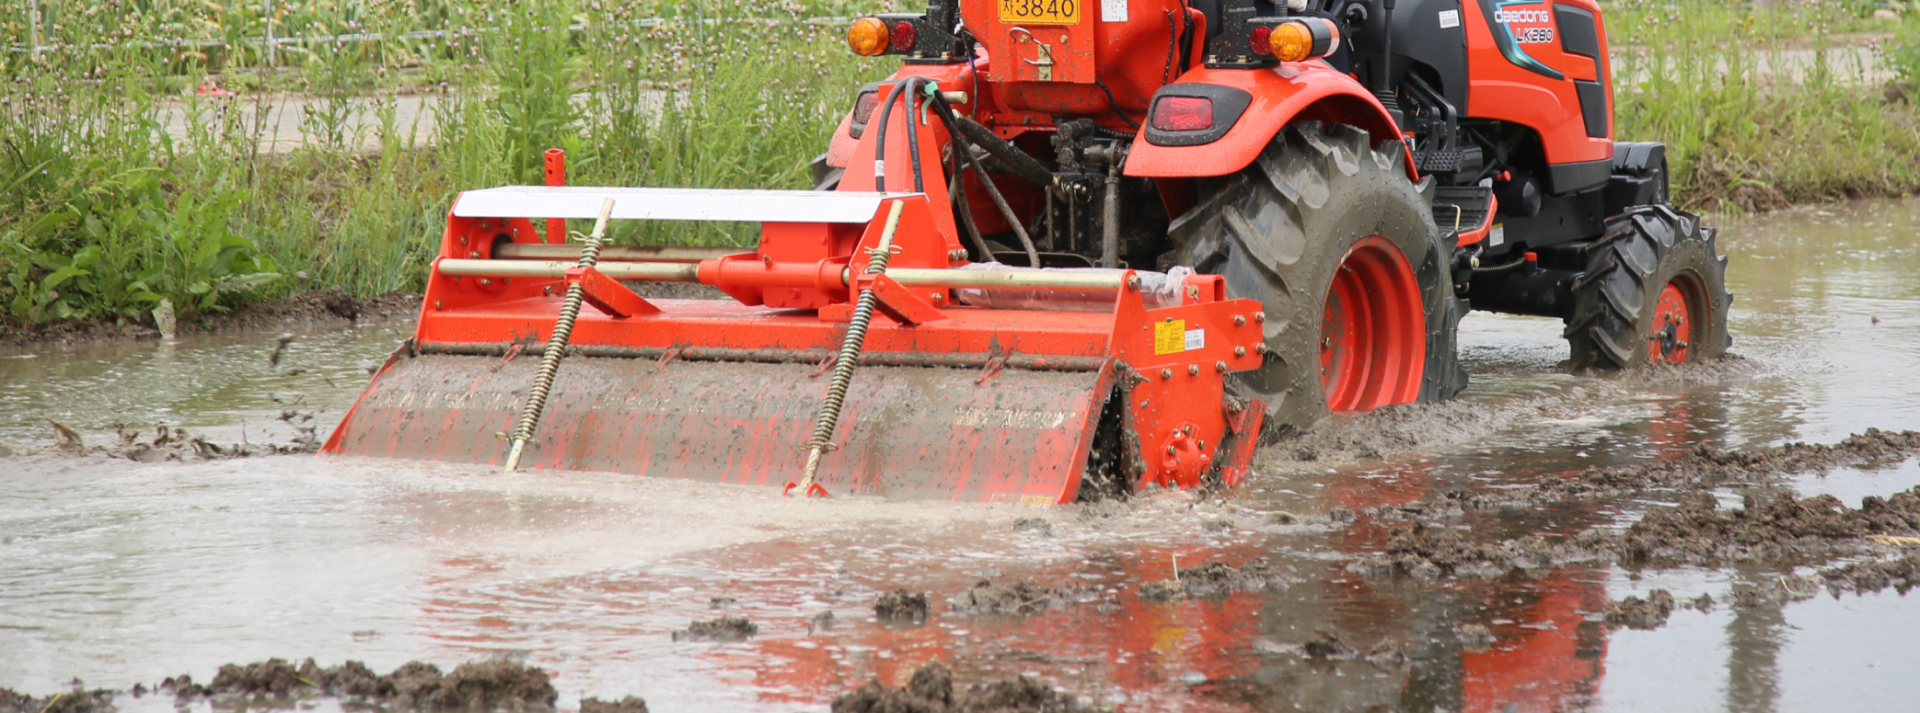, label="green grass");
[0,0,897,326]
[3,0,1918,328]
[1609,0,1920,212]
